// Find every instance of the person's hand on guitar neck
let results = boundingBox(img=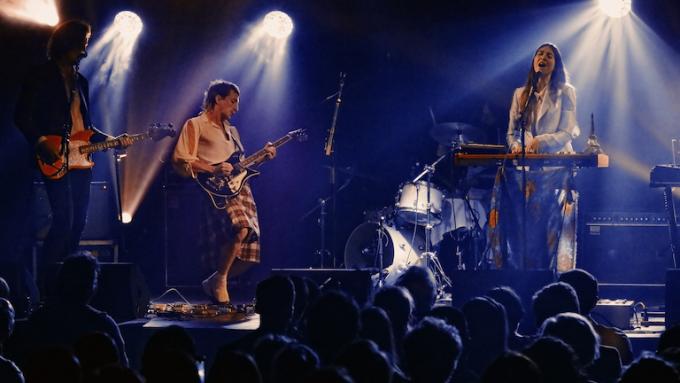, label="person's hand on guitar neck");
[264,142,277,159]
[36,138,60,164]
